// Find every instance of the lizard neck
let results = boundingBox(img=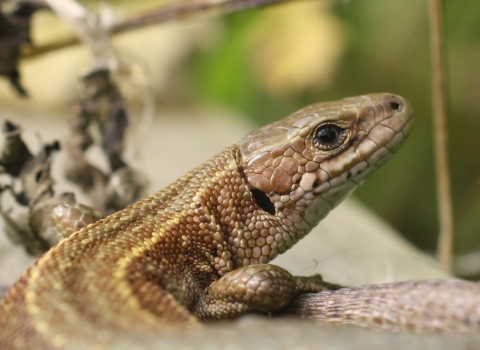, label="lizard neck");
[195,146,314,270]
[151,145,309,273]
